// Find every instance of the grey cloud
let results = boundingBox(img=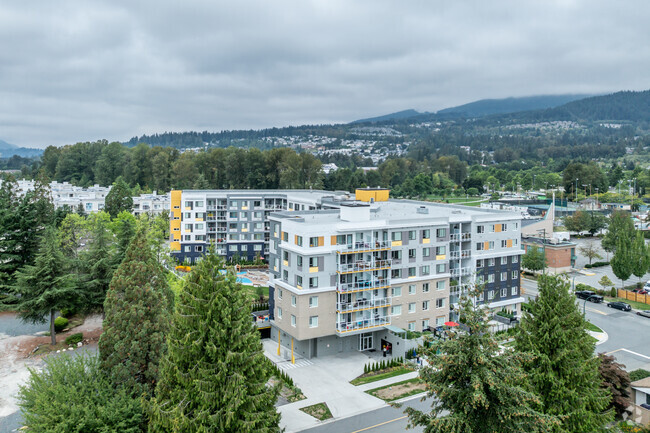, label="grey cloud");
[0,0,649,147]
